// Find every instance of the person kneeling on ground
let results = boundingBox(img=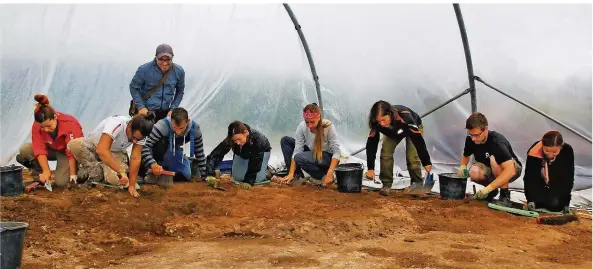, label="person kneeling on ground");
[205,121,272,189]
[279,103,341,187]
[140,107,207,186]
[68,113,154,197]
[523,131,574,213]
[458,112,522,205]
[365,101,432,196]
[16,94,84,192]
